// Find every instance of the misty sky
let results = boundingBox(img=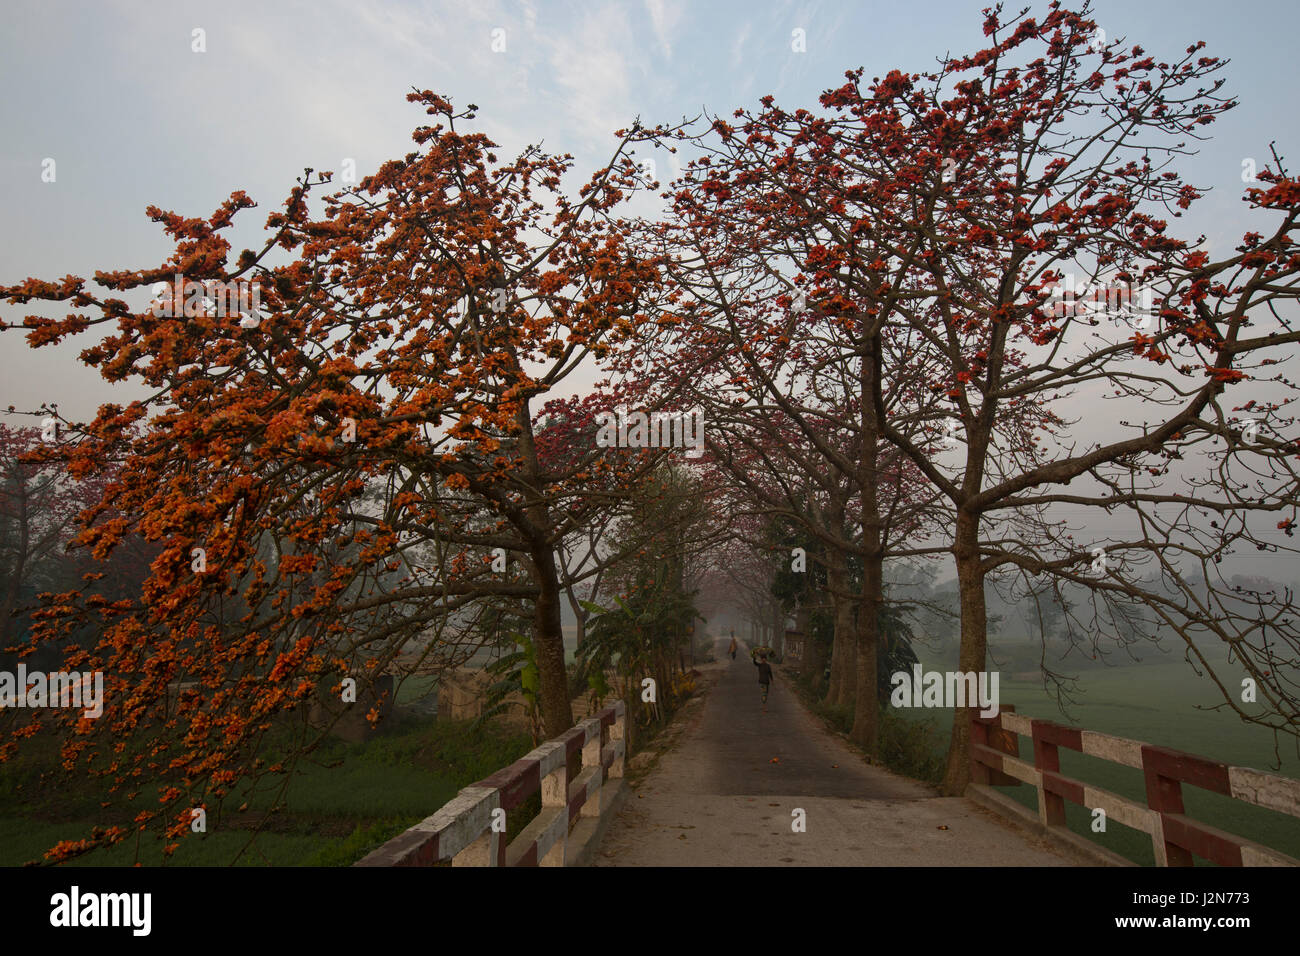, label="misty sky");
[2,0,1298,581]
